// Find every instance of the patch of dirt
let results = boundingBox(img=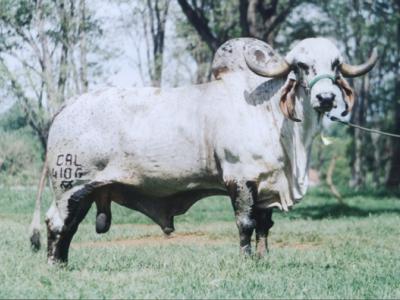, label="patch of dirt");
[73,231,319,250]
[273,242,319,250]
[72,231,229,249]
